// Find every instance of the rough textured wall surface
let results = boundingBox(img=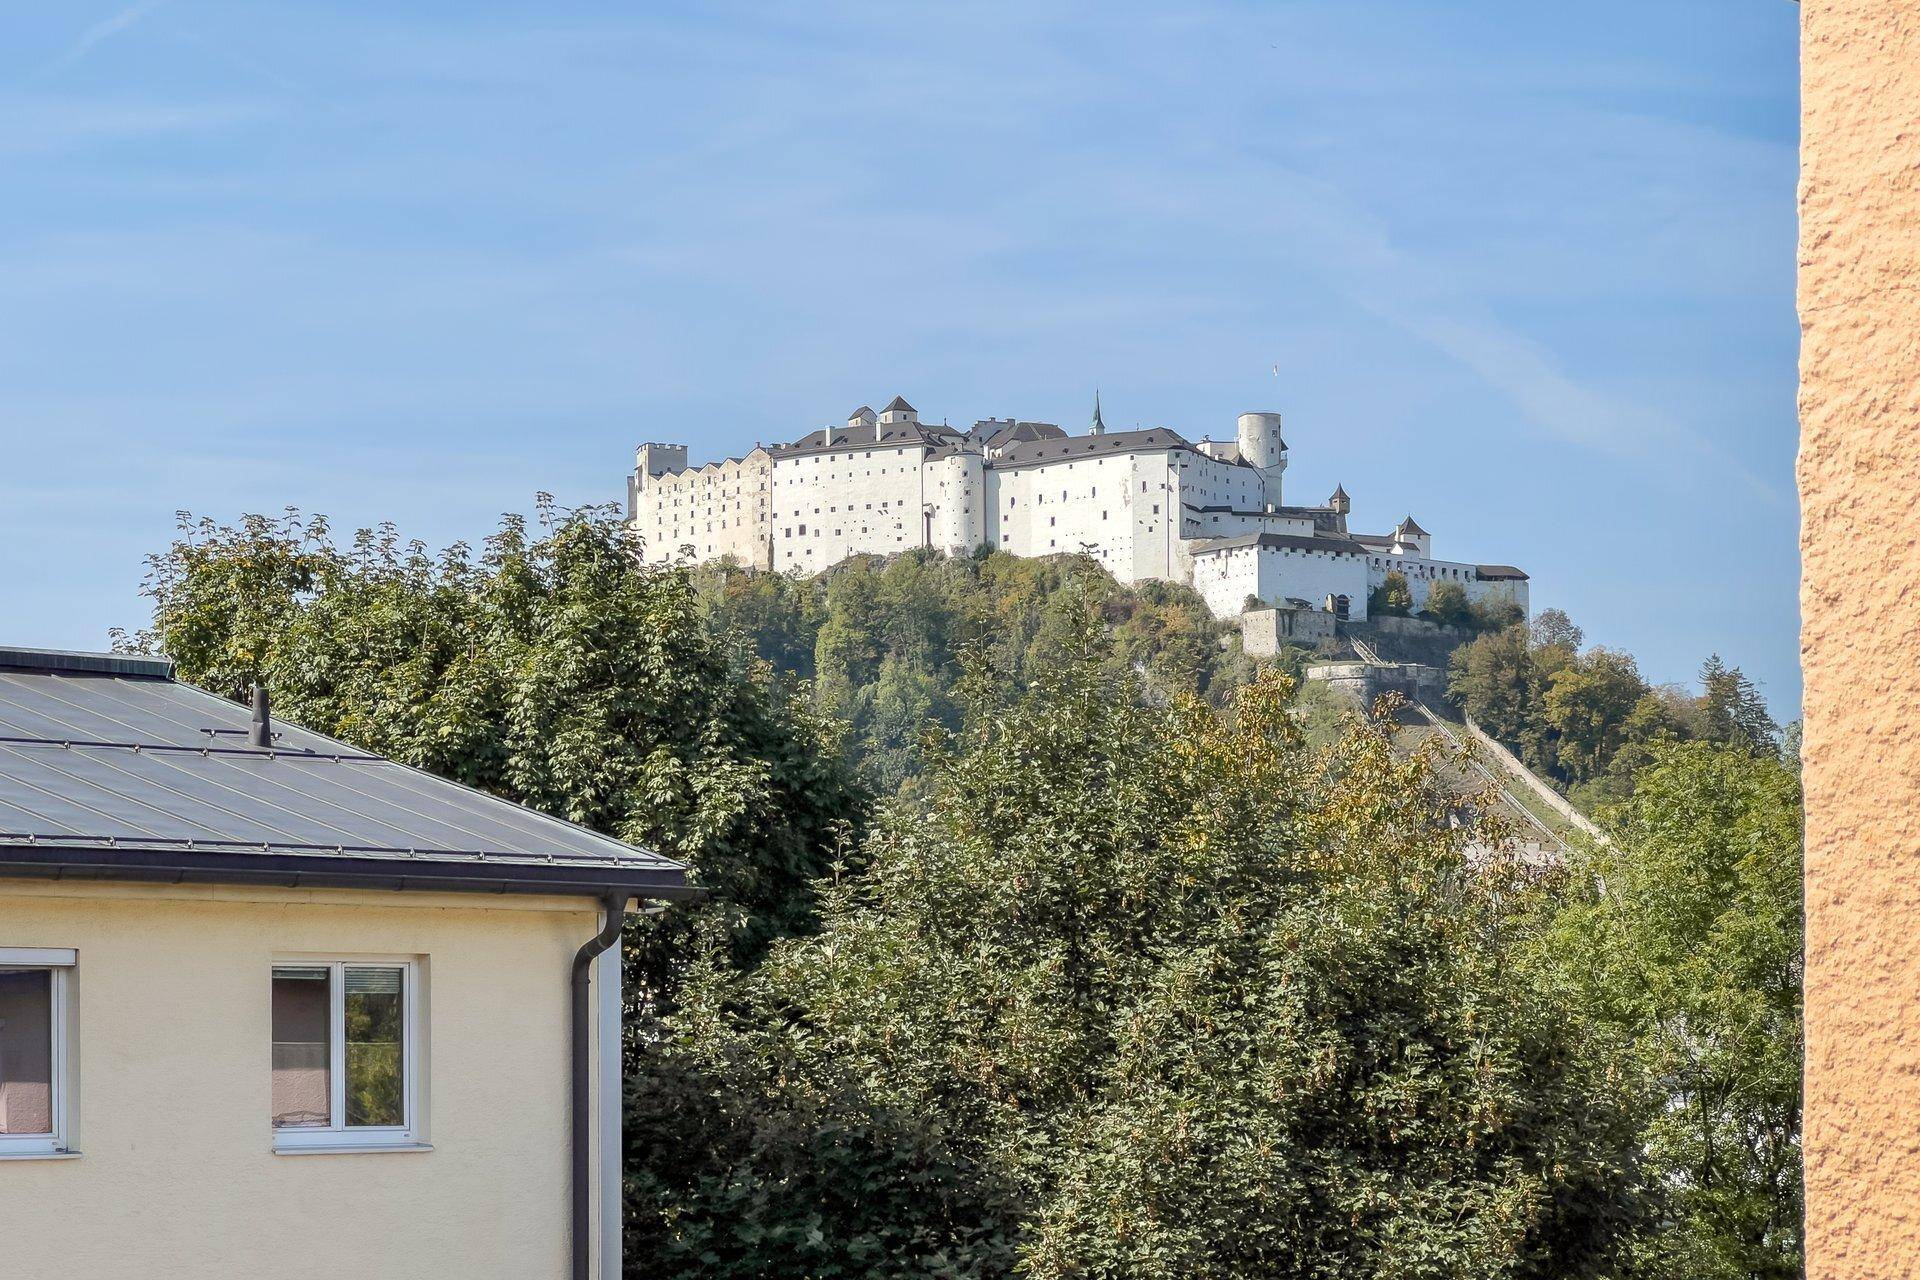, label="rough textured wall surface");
[1800,2,1920,1274]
